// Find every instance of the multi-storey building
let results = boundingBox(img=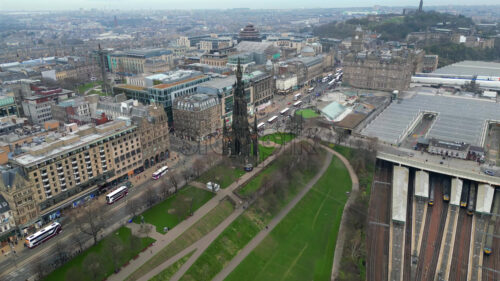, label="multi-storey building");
[238,24,261,42]
[173,94,221,141]
[8,120,141,227]
[0,194,17,238]
[422,55,439,73]
[113,70,209,122]
[108,48,173,74]
[97,97,170,169]
[0,94,18,117]
[343,49,424,91]
[200,47,236,67]
[199,37,233,51]
[21,86,75,124]
[51,97,94,125]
